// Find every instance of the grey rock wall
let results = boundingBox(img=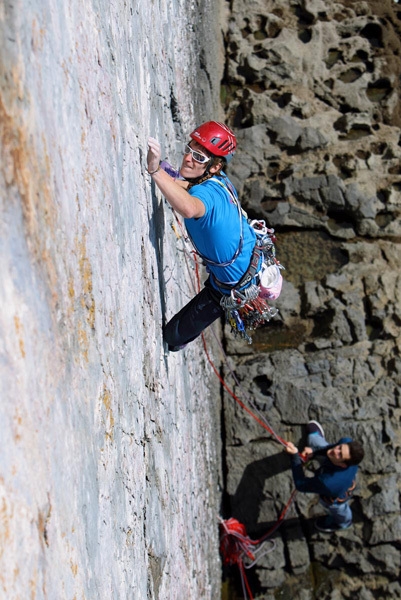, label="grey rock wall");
[0,1,224,599]
[221,1,401,598]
